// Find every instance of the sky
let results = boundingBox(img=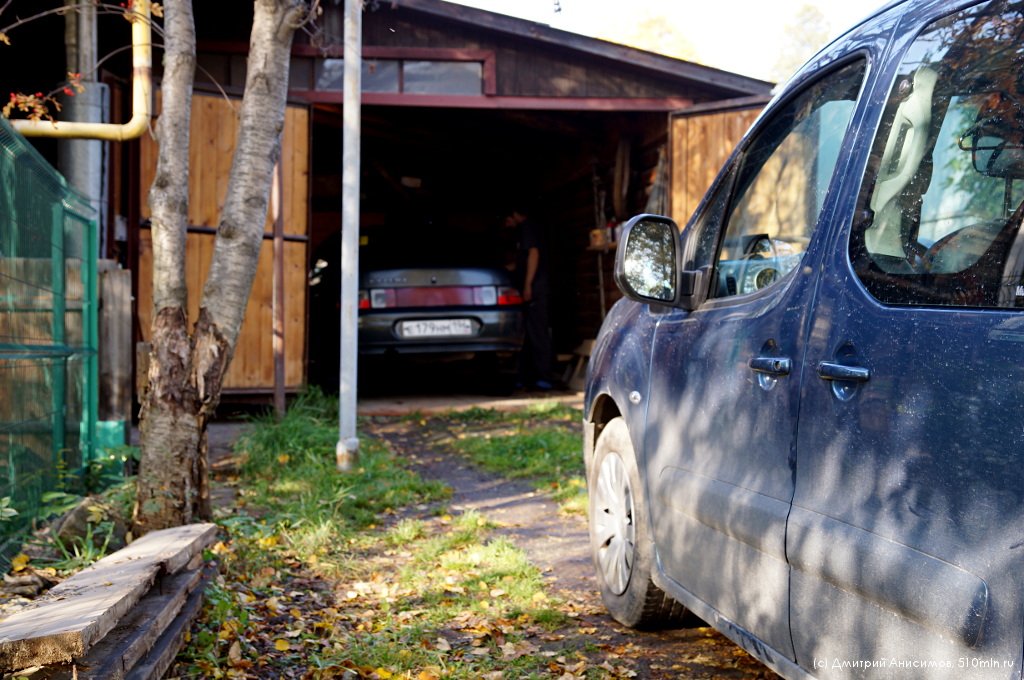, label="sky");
[445,0,892,82]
